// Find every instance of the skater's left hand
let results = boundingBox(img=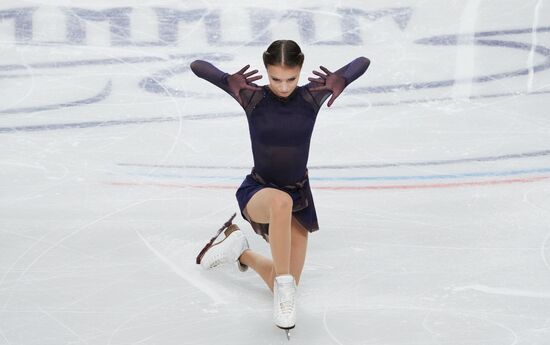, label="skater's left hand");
[307,66,347,107]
